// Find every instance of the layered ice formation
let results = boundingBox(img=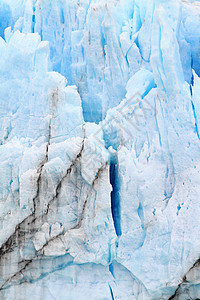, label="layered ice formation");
[1,0,200,299]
